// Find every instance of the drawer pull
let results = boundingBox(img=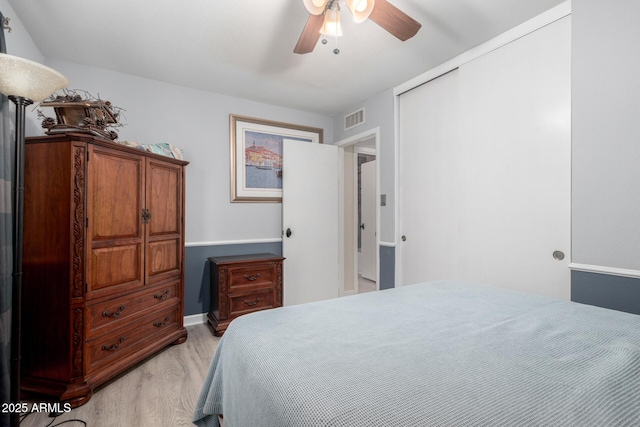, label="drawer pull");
[243,273,261,281]
[102,305,126,318]
[243,297,261,306]
[102,337,125,352]
[153,317,170,327]
[153,290,171,300]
